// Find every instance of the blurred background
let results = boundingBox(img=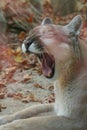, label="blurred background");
[0,0,87,113]
[0,0,87,34]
